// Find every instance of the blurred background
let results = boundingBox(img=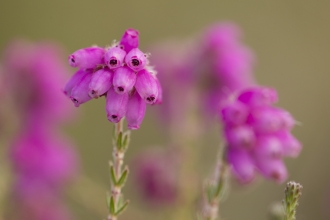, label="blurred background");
[0,0,330,219]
